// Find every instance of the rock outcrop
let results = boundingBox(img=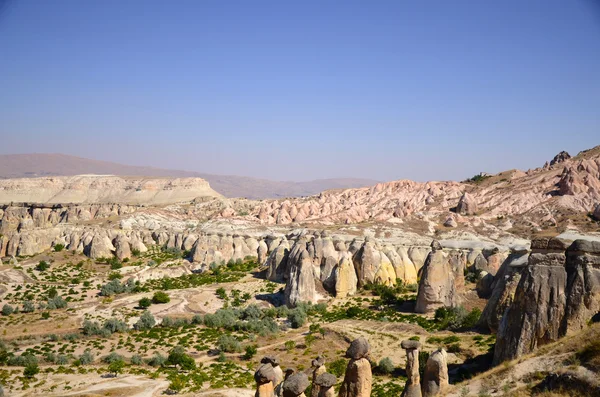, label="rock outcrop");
[255,363,277,397]
[415,241,465,313]
[261,356,284,388]
[282,373,309,397]
[593,203,600,221]
[493,238,600,364]
[400,340,422,397]
[338,337,372,397]
[455,192,478,215]
[421,349,449,397]
[314,373,336,397]
[0,175,221,205]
